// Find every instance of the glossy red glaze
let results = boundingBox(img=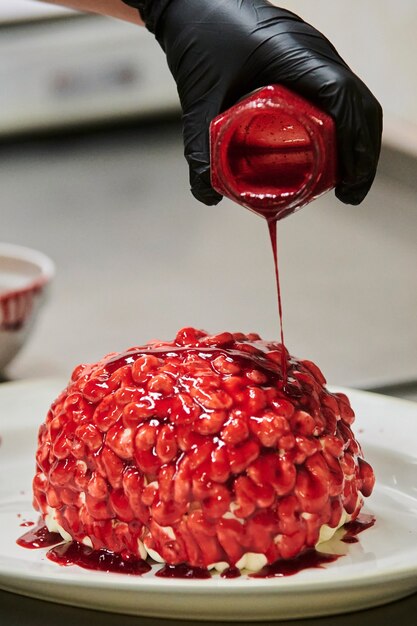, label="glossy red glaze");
[32,329,375,570]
